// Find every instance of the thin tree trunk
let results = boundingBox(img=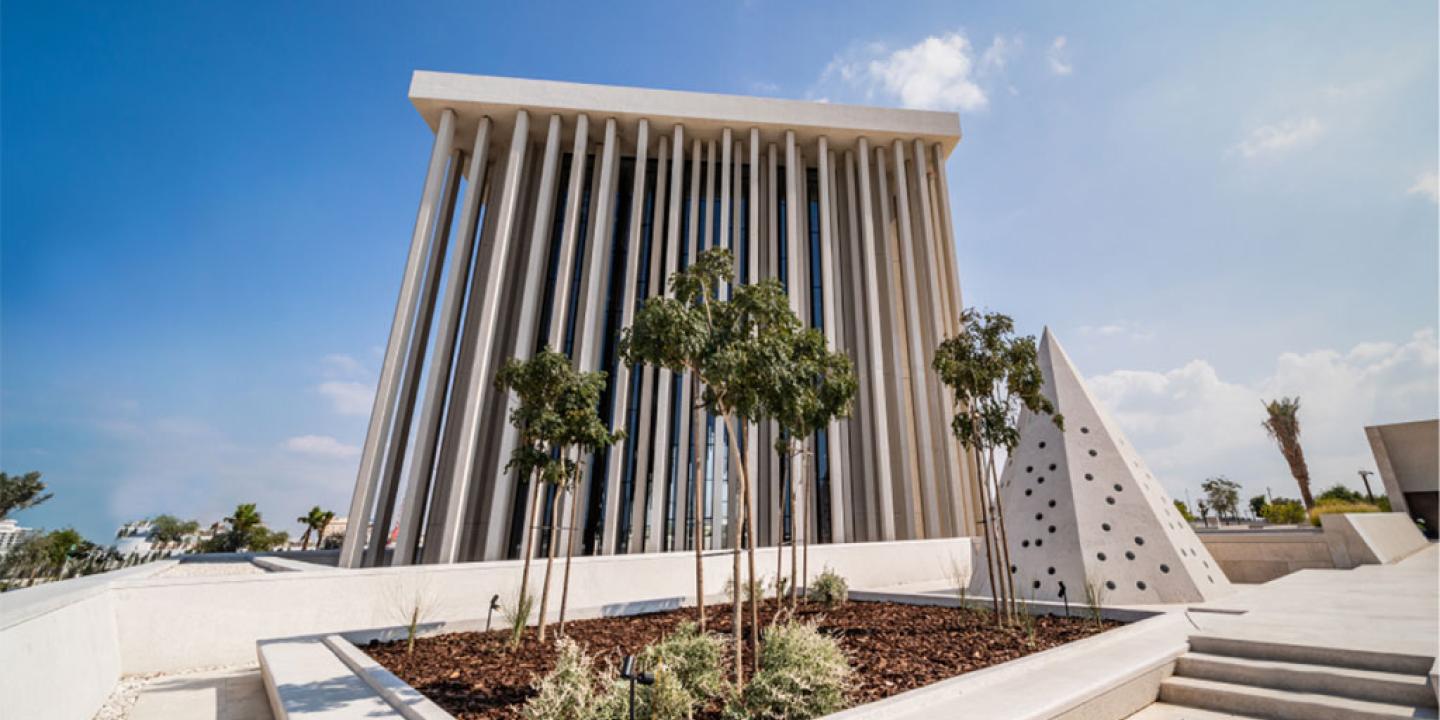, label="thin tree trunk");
[988,447,1018,621]
[518,470,542,612]
[968,421,1001,620]
[537,481,563,643]
[558,456,584,633]
[1283,442,1315,510]
[692,386,707,632]
[789,460,798,607]
[721,415,760,678]
[720,414,747,685]
[775,464,785,612]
